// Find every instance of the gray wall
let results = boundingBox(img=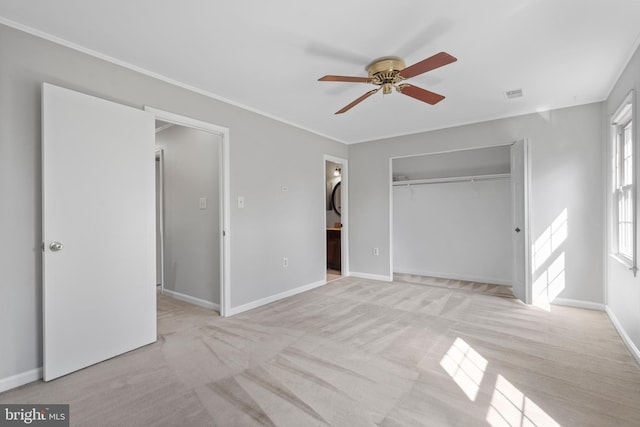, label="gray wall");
[349,102,605,306]
[0,23,346,383]
[156,125,221,305]
[606,43,640,354]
